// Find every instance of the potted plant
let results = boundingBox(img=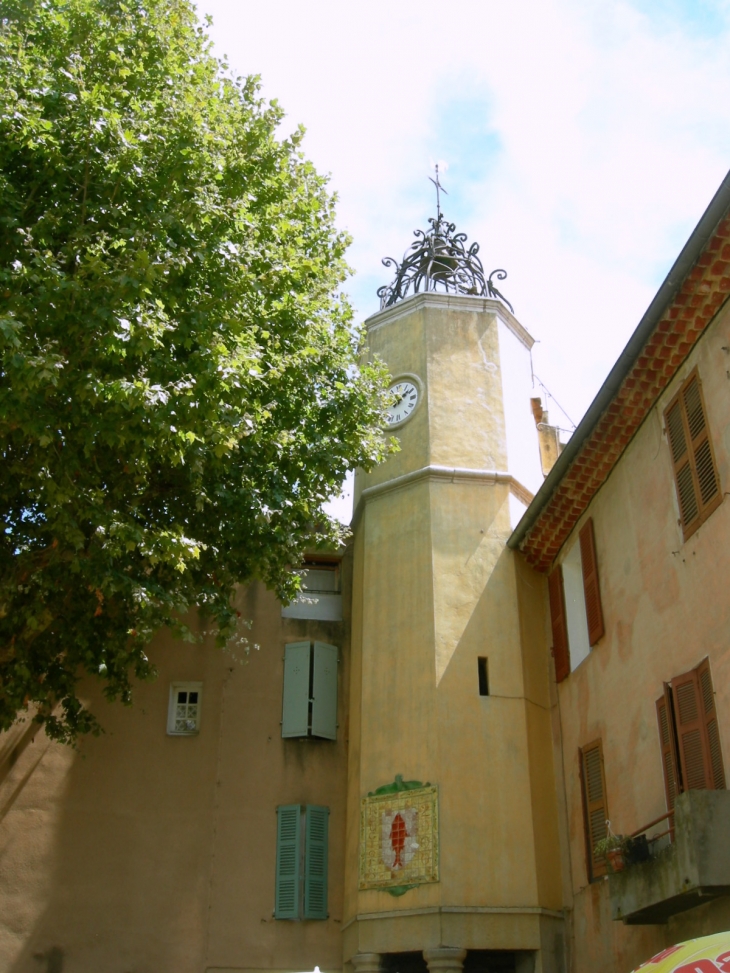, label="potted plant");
[594,832,627,872]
